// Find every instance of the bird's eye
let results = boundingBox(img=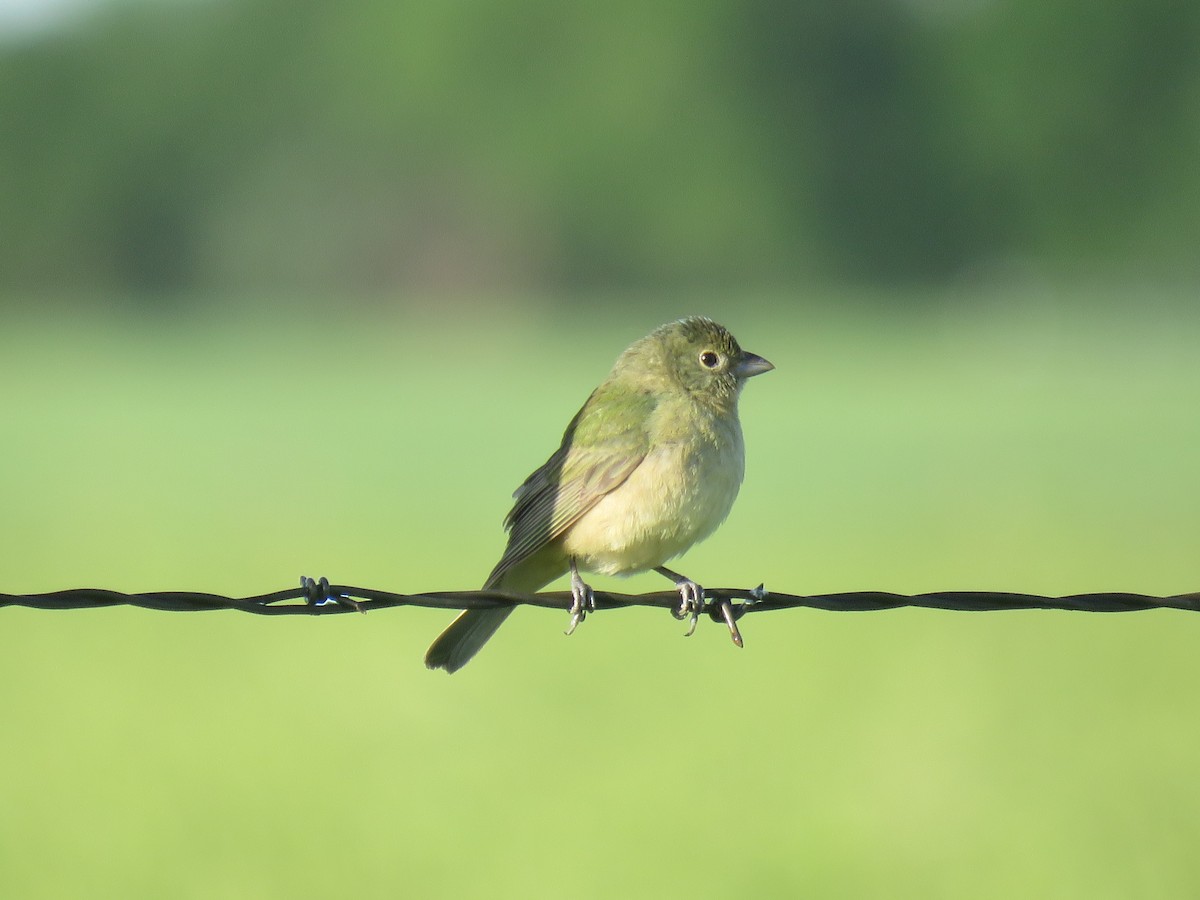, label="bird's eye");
[699,350,721,369]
